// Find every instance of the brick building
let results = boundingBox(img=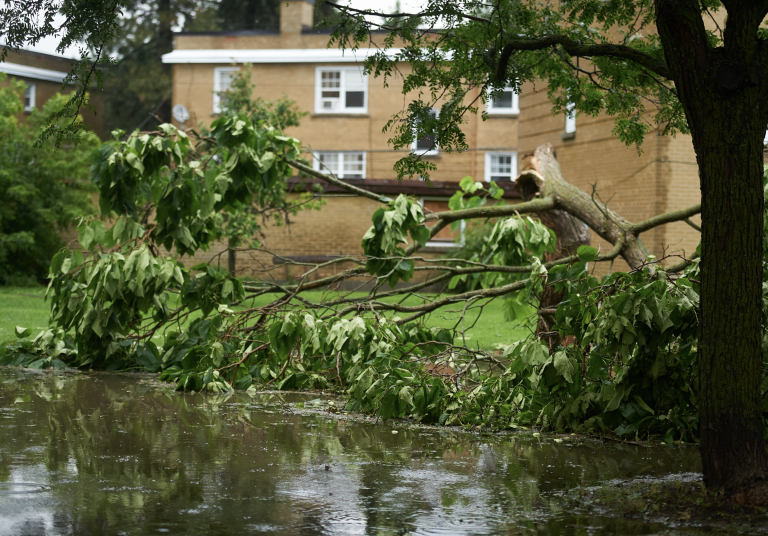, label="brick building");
[162,0,703,278]
[0,48,104,137]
